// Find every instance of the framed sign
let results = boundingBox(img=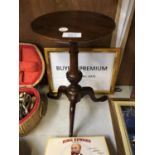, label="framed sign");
[109,99,135,155]
[44,48,121,94]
